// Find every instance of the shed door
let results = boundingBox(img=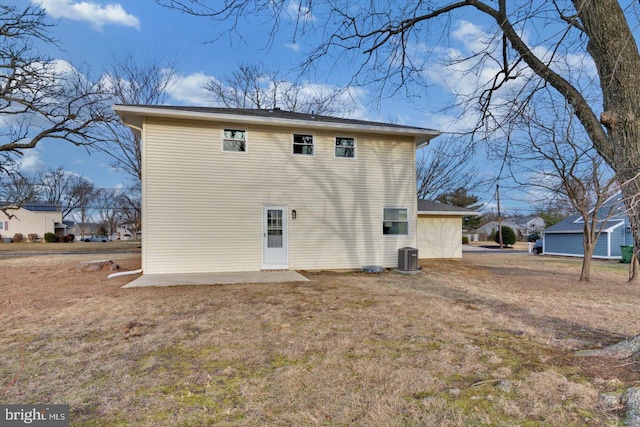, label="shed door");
[263,206,288,269]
